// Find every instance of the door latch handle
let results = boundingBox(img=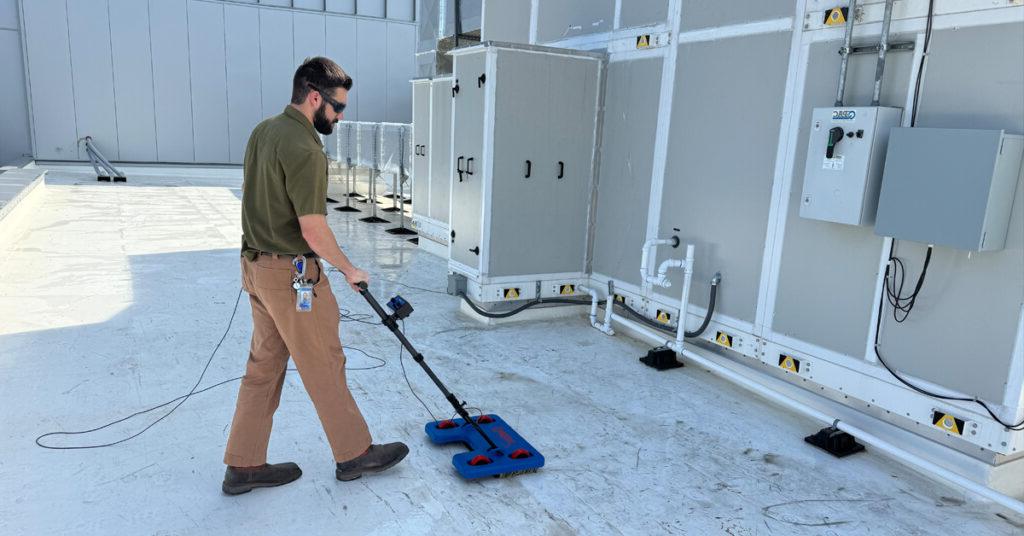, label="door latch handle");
[456,156,465,182]
[477,73,486,88]
[465,157,475,176]
[557,161,565,179]
[452,80,460,97]
[469,246,480,255]
[524,160,532,178]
